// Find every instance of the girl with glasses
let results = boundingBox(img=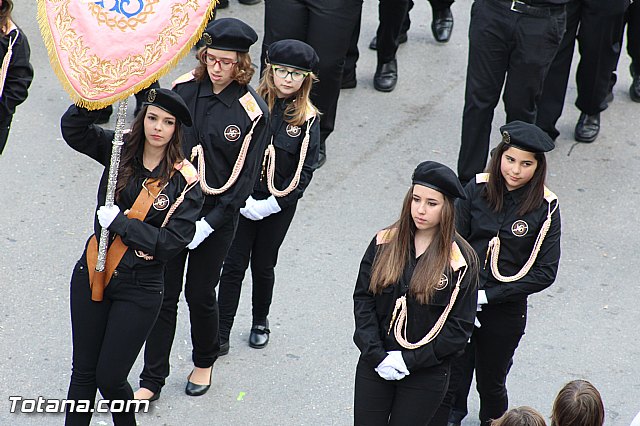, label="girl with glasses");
[218,39,320,353]
[135,18,269,401]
